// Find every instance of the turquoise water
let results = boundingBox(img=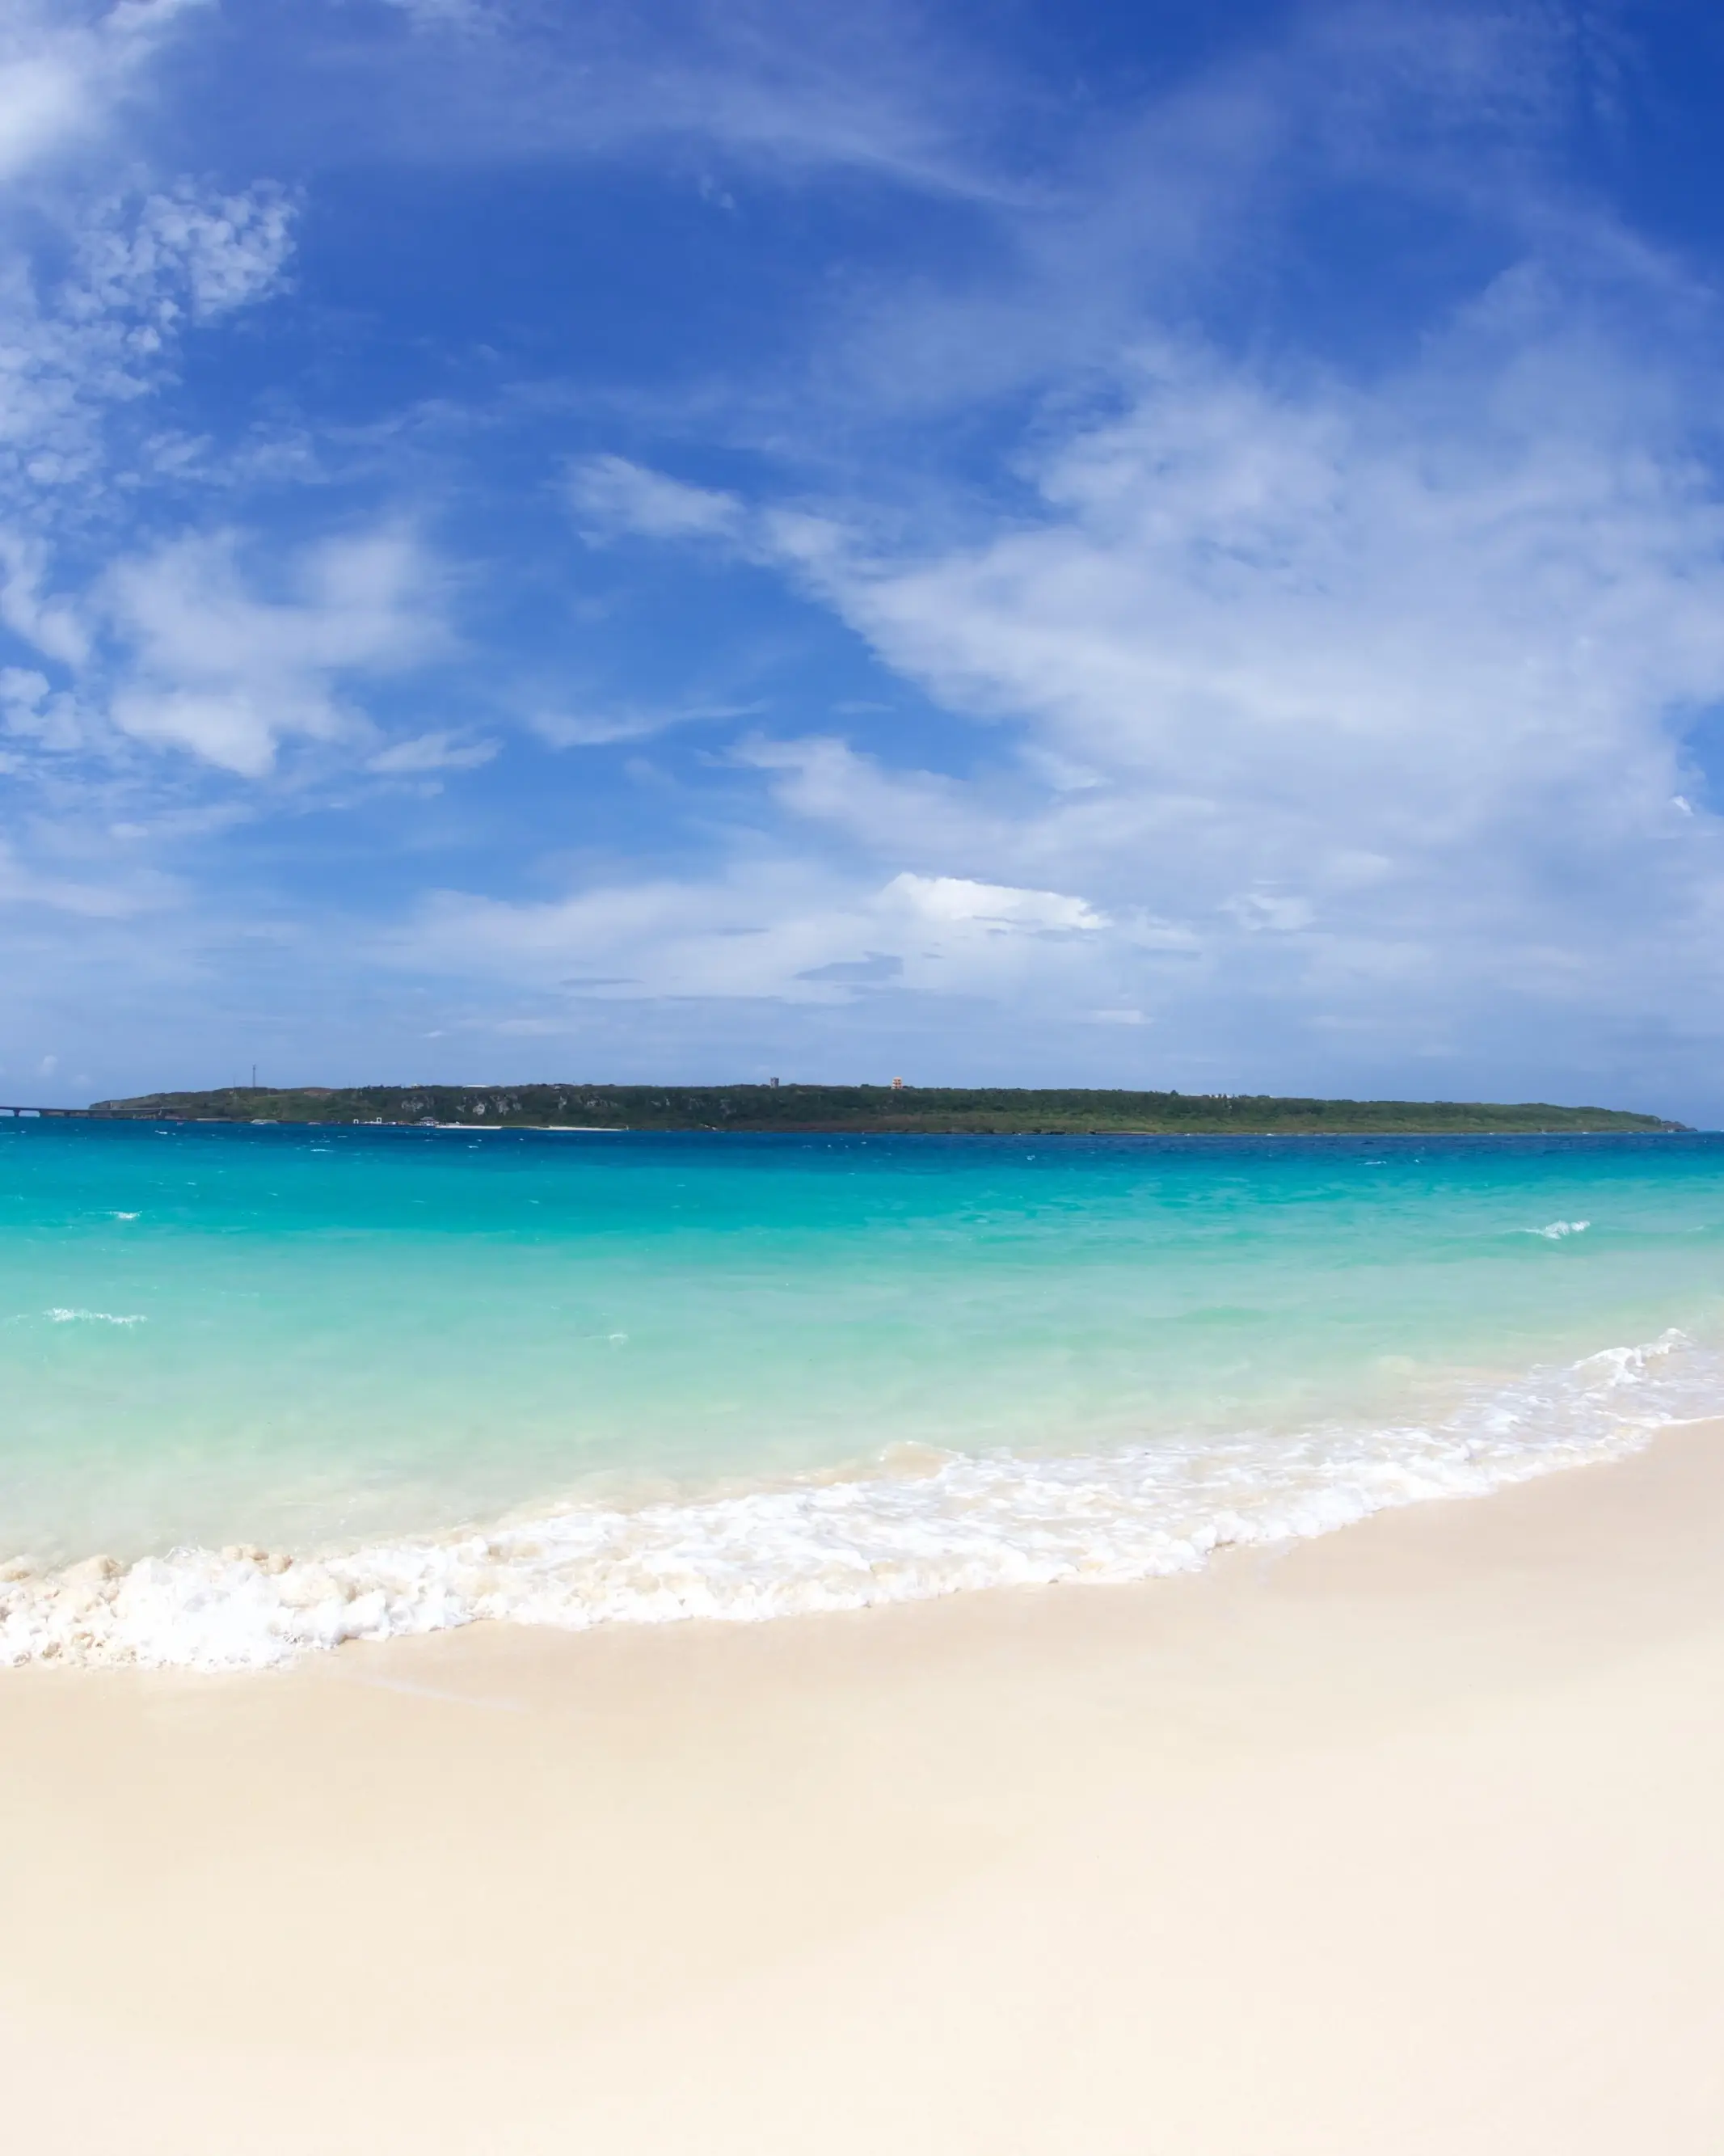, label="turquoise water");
[4,1121,1723,1665]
